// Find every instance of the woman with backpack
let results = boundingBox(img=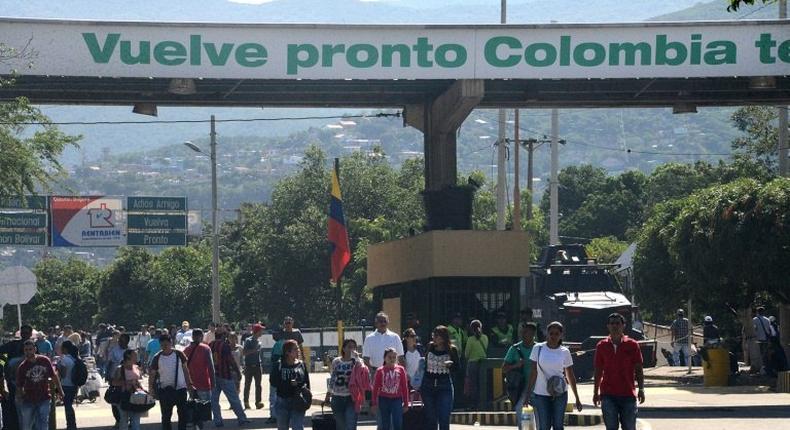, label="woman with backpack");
[324,339,370,430]
[270,339,311,430]
[525,321,582,430]
[58,340,81,430]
